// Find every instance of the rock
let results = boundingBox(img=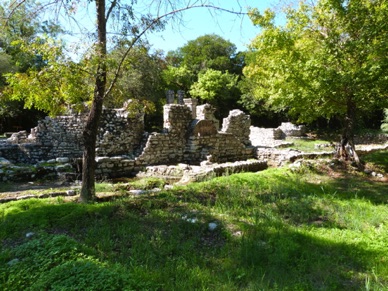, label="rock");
[66,190,77,196]
[55,164,73,172]
[26,232,35,238]
[129,189,147,195]
[0,157,12,166]
[17,195,35,200]
[56,157,70,163]
[200,160,212,166]
[278,122,306,137]
[208,222,218,231]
